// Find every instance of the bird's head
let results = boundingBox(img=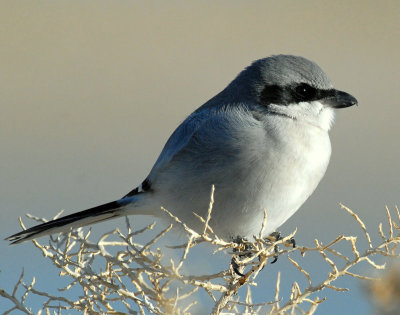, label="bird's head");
[230,55,358,131]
